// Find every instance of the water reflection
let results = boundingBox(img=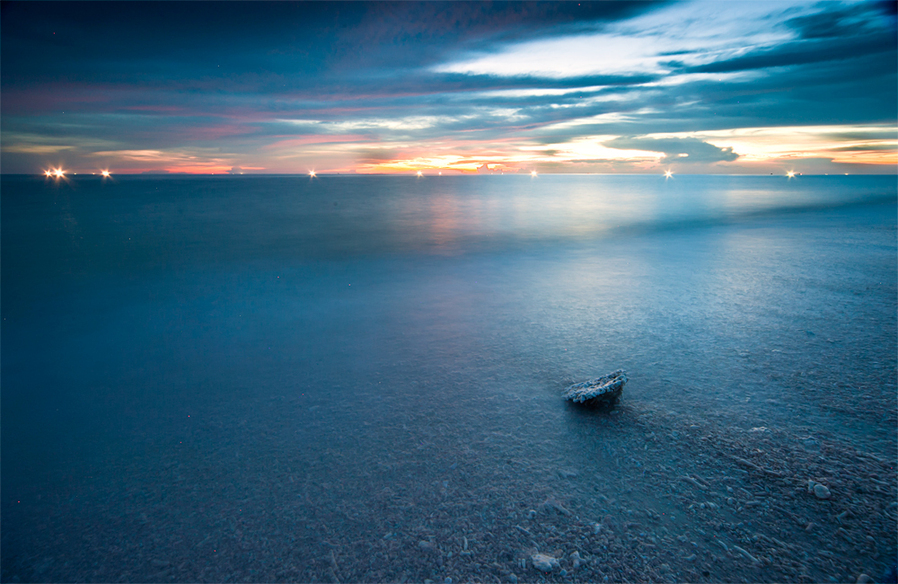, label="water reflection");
[2,175,894,583]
